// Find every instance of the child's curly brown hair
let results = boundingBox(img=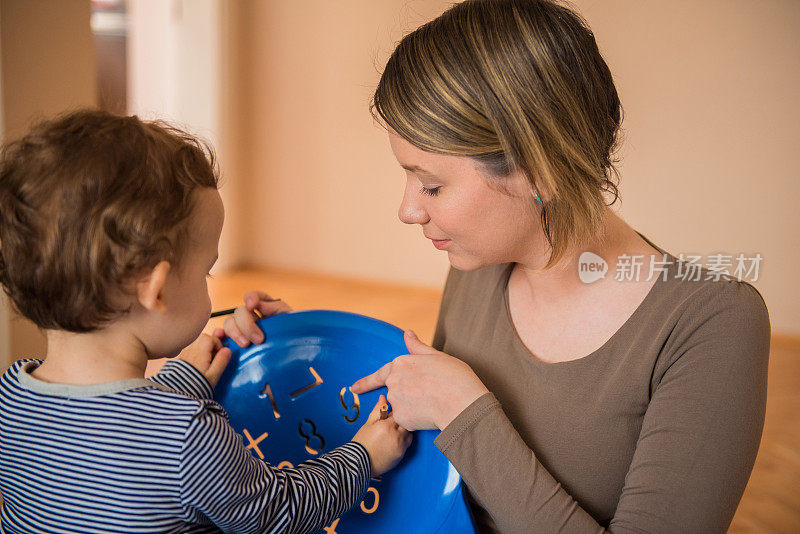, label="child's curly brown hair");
[0,109,219,332]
